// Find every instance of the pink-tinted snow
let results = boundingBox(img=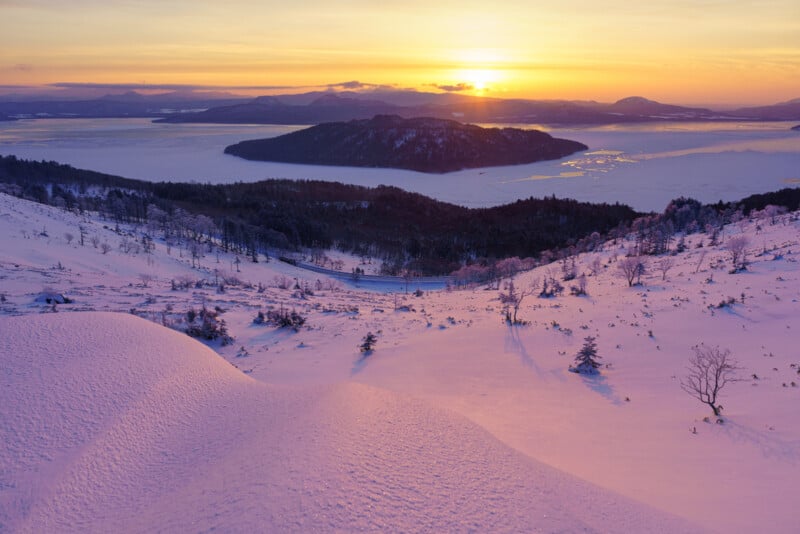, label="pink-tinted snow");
[0,312,700,532]
[2,192,800,532]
